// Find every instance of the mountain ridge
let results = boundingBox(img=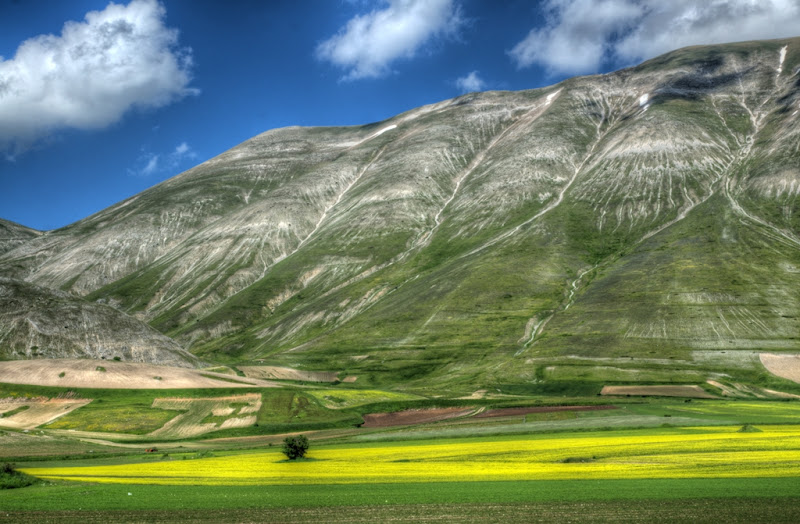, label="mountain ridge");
[1,37,799,392]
